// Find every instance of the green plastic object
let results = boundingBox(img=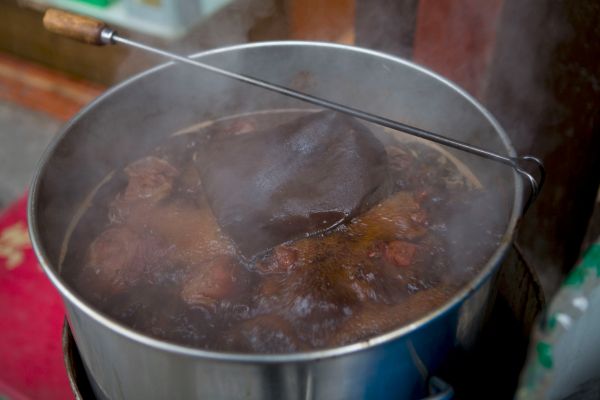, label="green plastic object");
[70,0,116,8]
[517,241,600,399]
